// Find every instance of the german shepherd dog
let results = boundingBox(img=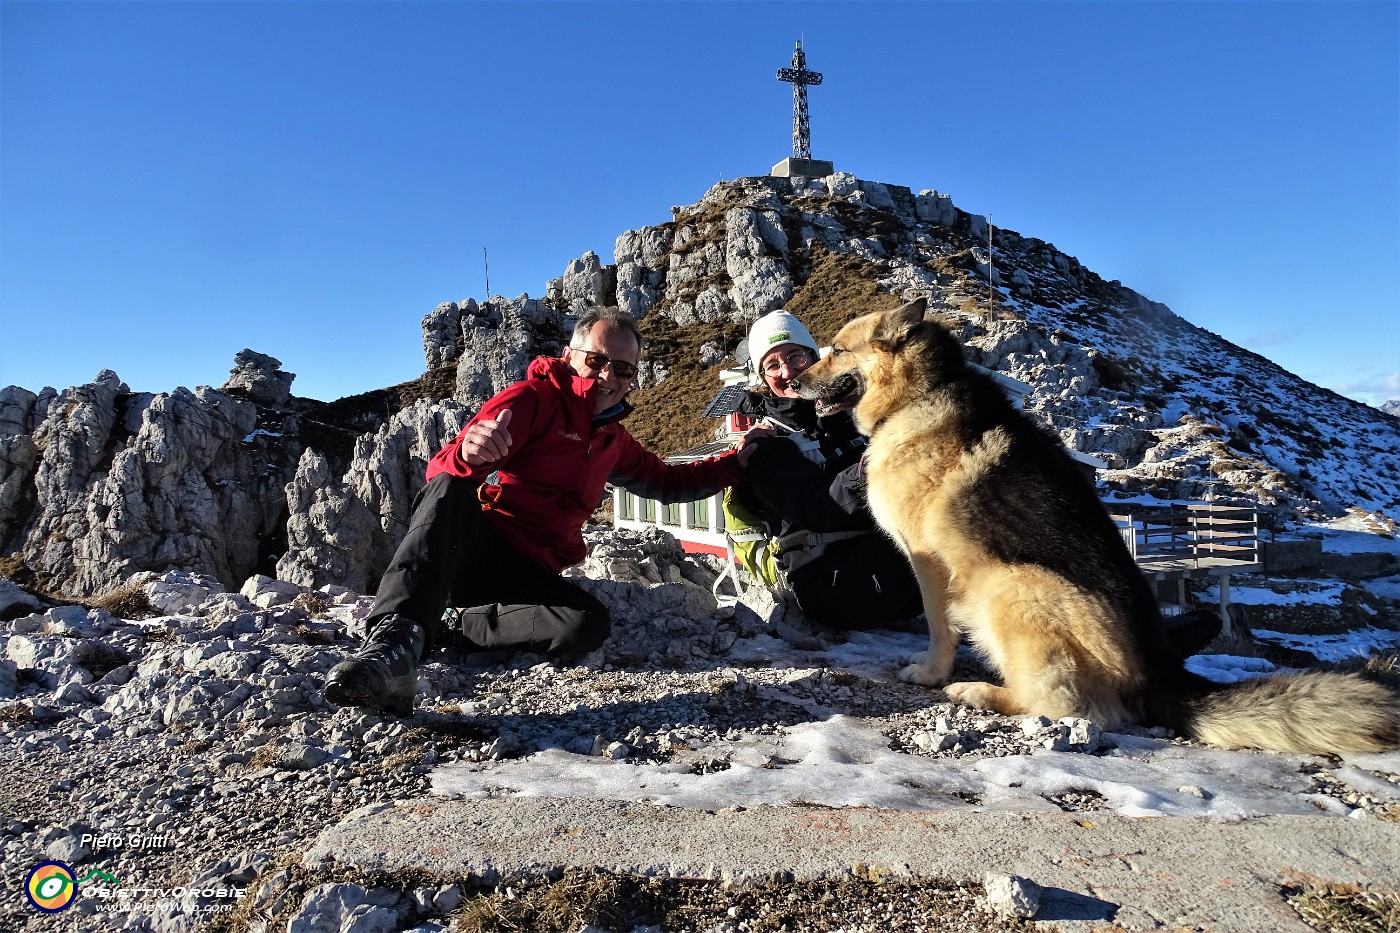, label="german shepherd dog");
[796,298,1398,754]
